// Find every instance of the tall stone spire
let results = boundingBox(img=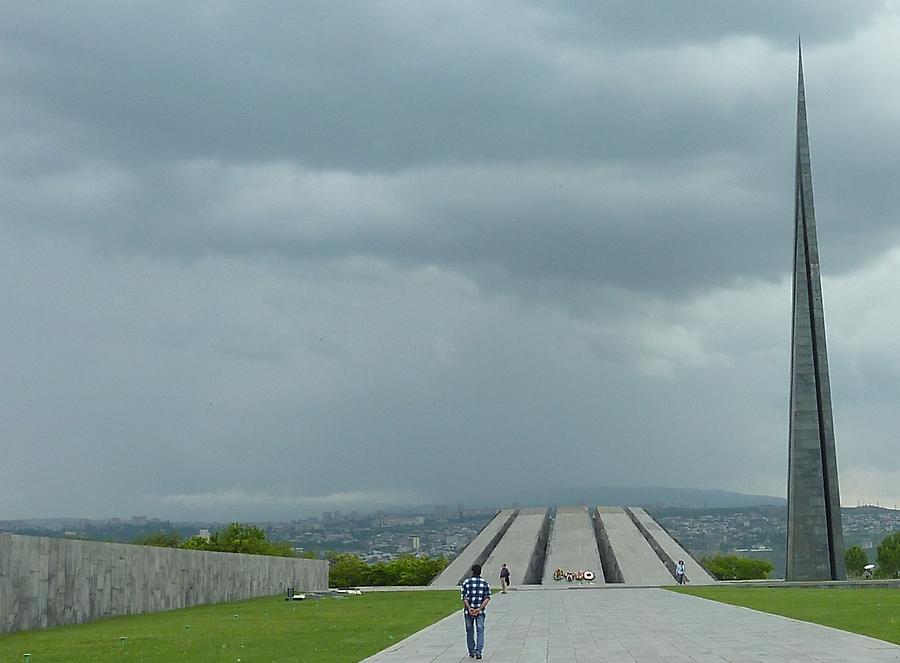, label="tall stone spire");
[786,42,846,581]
